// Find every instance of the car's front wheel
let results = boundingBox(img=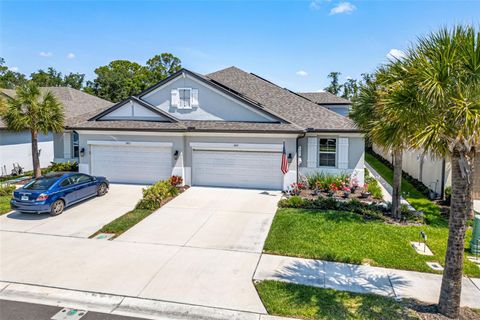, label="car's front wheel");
[50,200,65,216]
[97,183,108,196]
